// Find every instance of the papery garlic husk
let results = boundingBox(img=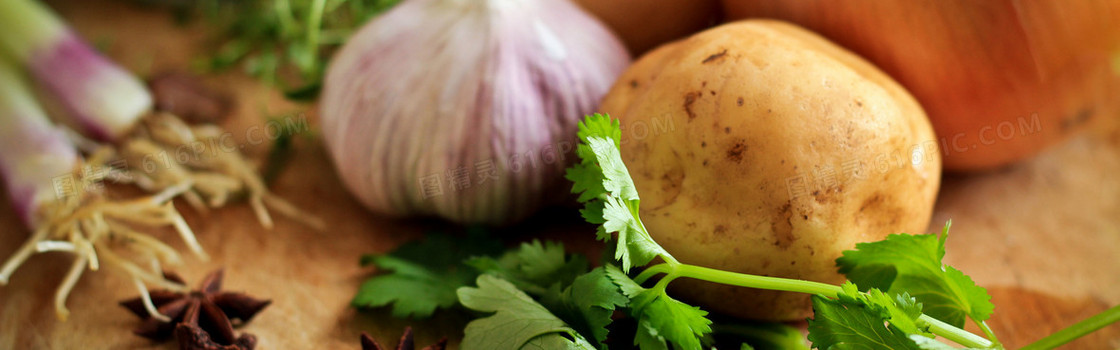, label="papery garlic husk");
[321,0,630,224]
